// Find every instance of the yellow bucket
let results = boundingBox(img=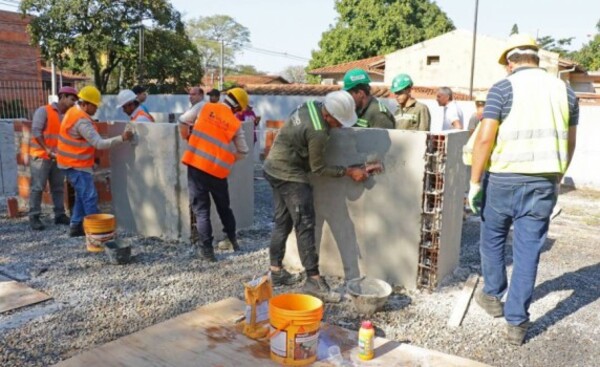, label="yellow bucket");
[269,293,323,366]
[83,214,116,252]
